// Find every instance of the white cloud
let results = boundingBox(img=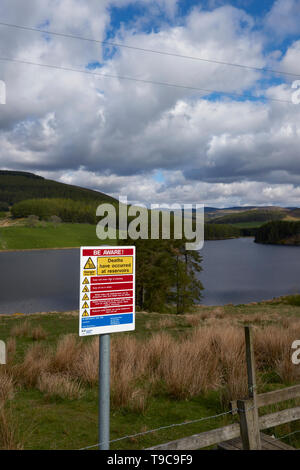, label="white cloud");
[265,0,300,38]
[0,1,299,207]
